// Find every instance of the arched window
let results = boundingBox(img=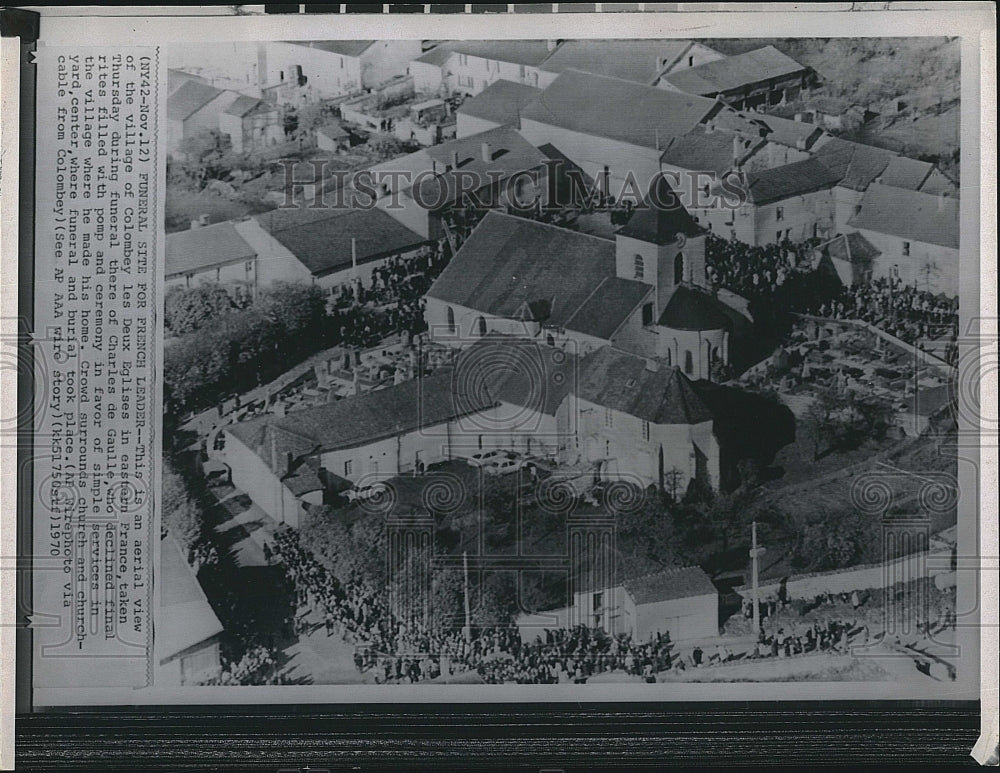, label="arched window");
[674,252,684,285]
[477,316,487,337]
[684,350,694,375]
[447,306,456,334]
[634,254,644,280]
